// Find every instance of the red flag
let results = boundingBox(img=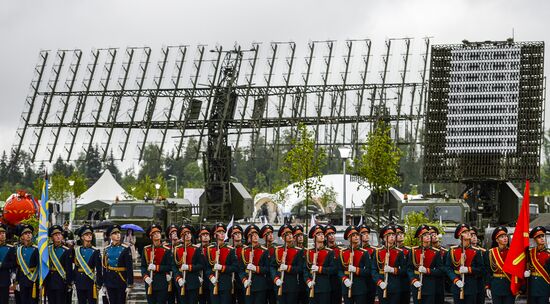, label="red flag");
[503,180,531,295]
